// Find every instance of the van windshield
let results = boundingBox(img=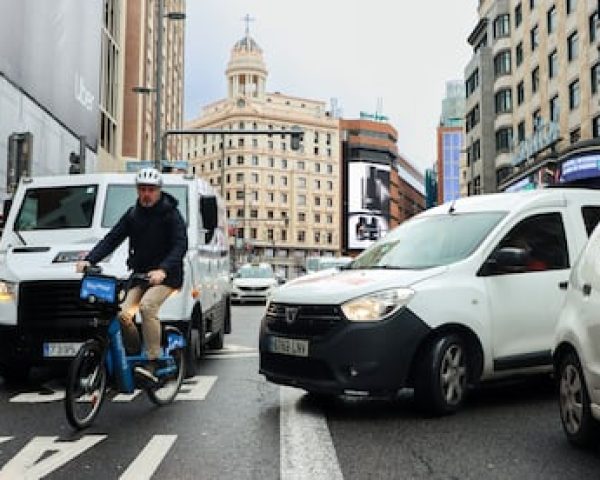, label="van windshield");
[349,212,507,270]
[15,185,97,230]
[237,265,274,279]
[102,185,189,227]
